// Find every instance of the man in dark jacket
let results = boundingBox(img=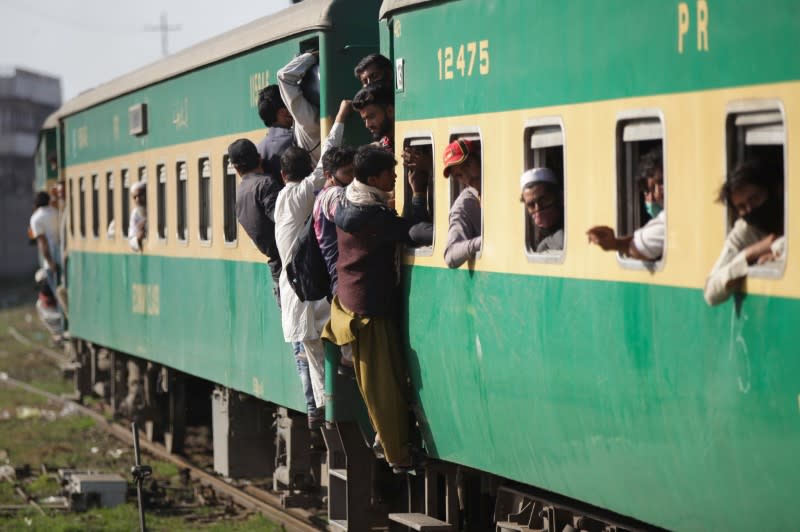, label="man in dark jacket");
[256,85,295,178]
[322,145,427,472]
[230,138,284,295]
